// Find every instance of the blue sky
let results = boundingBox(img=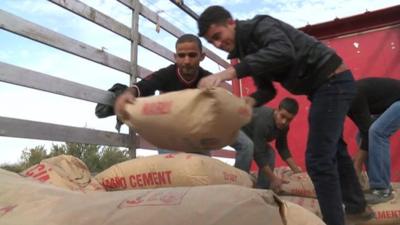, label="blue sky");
[0,0,399,164]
